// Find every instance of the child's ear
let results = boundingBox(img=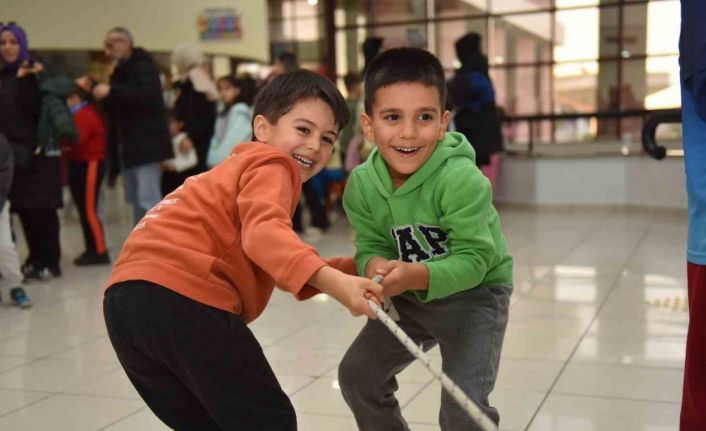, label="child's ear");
[439,110,451,140]
[360,112,376,142]
[252,115,270,142]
